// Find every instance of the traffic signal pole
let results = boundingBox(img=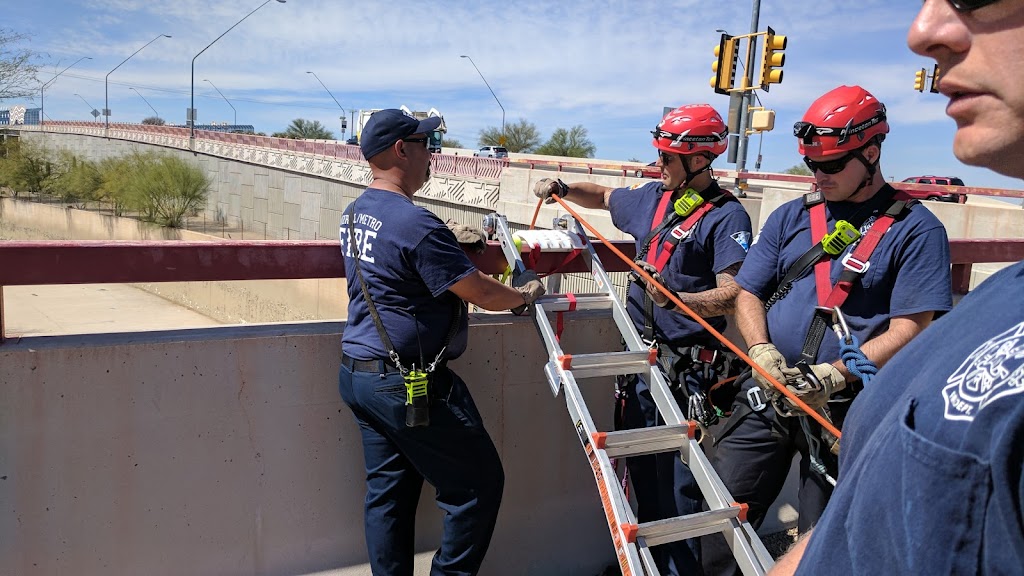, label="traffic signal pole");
[733,0,761,198]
